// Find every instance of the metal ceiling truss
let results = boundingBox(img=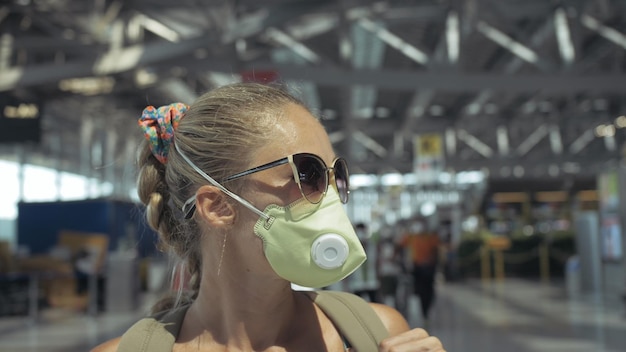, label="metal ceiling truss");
[0,0,625,189]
